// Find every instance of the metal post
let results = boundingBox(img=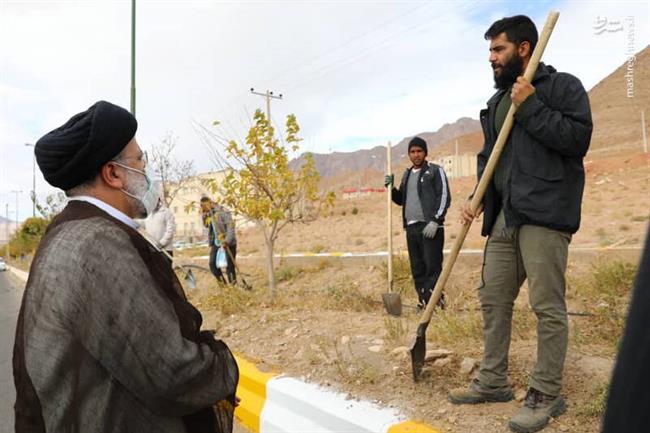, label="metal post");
[642,110,648,153]
[4,204,9,258]
[11,190,21,233]
[25,143,35,217]
[266,91,271,122]
[455,139,459,178]
[130,0,136,116]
